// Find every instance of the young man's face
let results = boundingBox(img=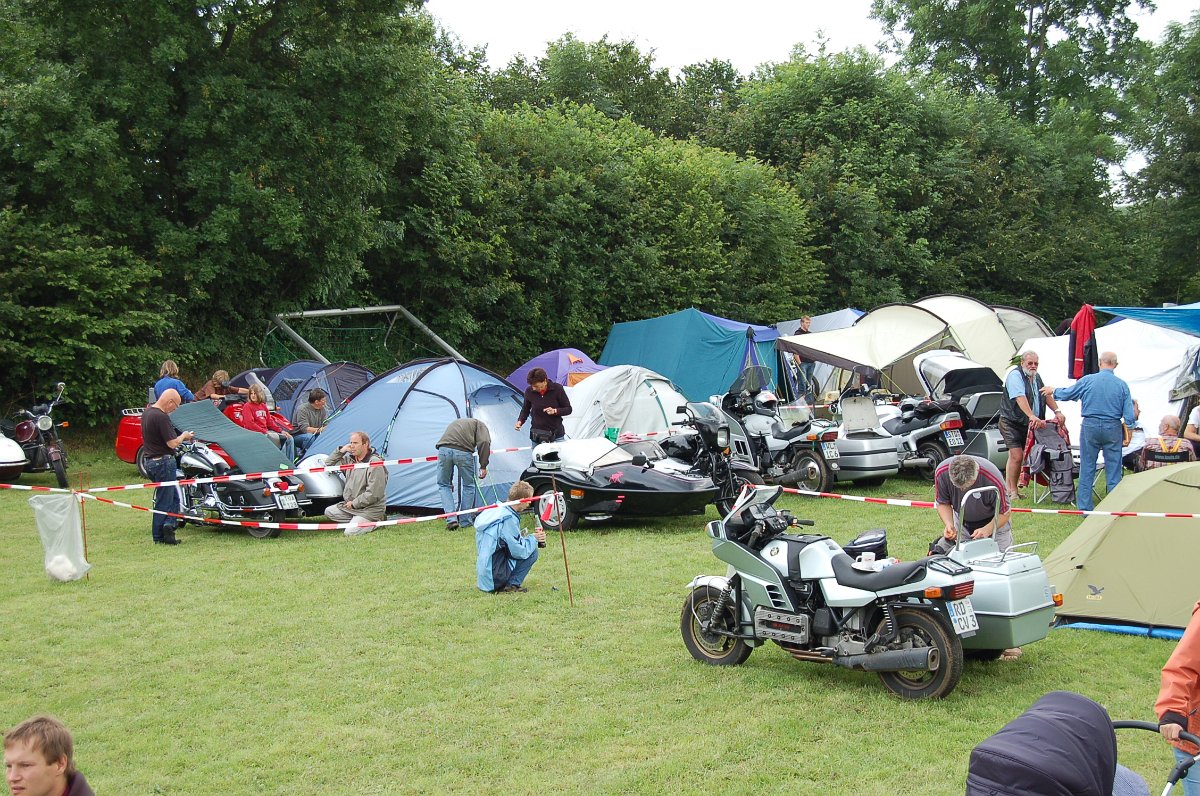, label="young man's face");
[4,741,67,796]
